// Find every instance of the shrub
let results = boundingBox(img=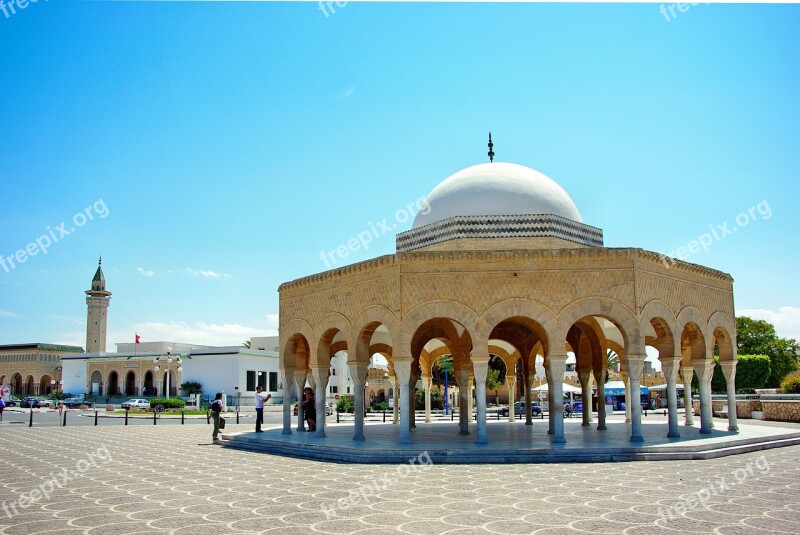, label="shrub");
[372,401,389,411]
[149,398,186,410]
[336,397,354,413]
[711,355,771,393]
[781,371,800,394]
